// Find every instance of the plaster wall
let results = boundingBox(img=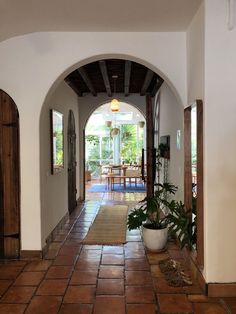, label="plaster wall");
[159,83,184,201]
[204,0,236,282]
[187,3,205,104]
[40,81,79,246]
[0,31,186,250]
